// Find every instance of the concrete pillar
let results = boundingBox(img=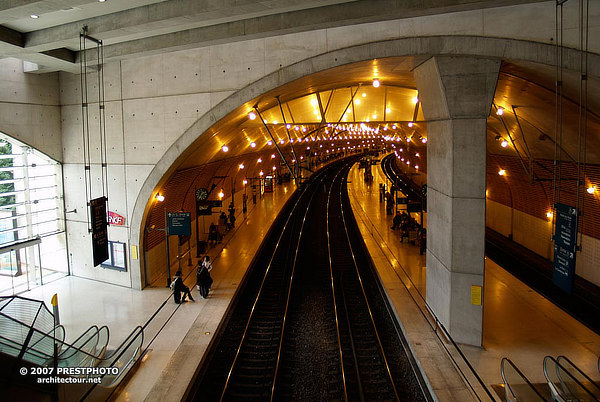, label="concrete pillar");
[414,56,499,346]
